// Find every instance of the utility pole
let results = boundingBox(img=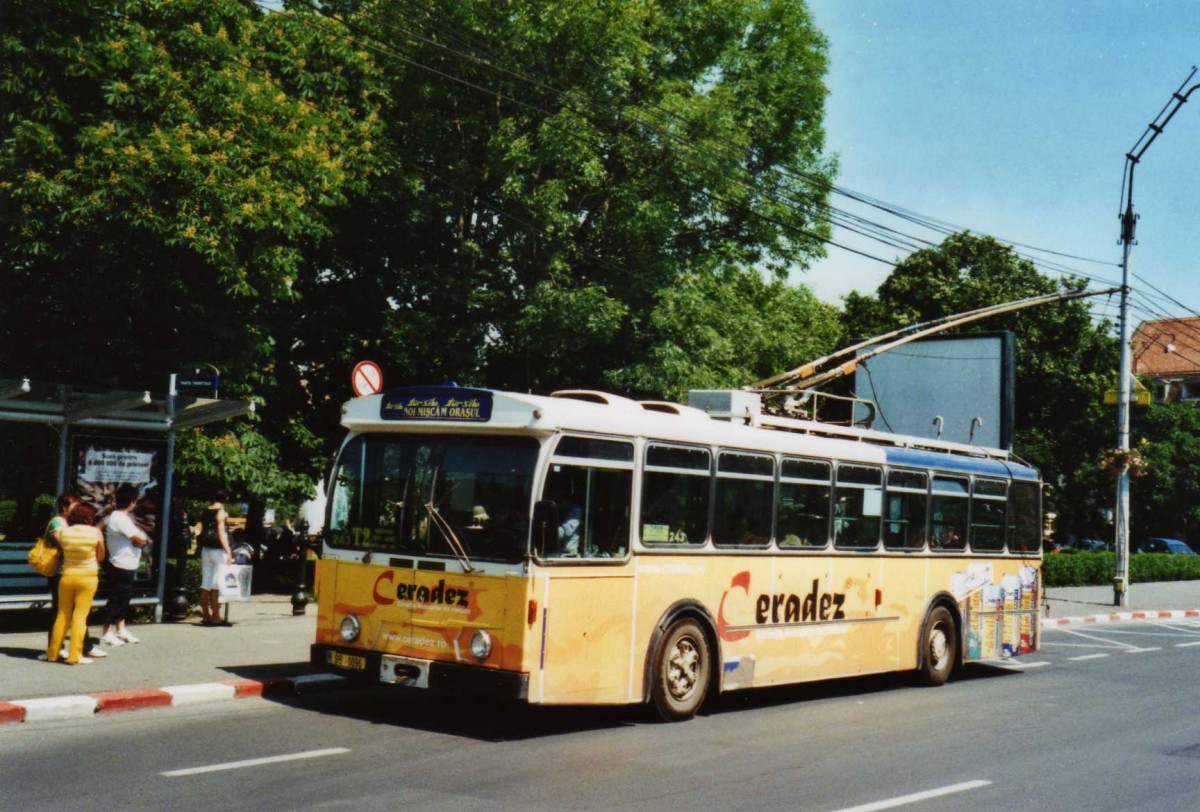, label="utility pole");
[1114,67,1199,607]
